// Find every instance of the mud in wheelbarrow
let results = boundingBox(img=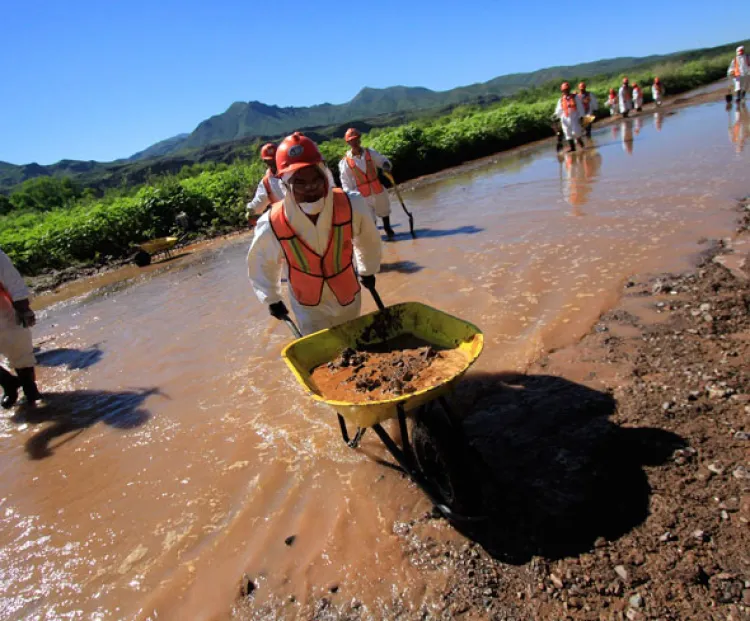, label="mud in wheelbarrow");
[281,302,485,522]
[132,236,179,267]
